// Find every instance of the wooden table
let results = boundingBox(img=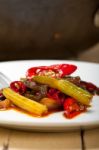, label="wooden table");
[0,127,99,150]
